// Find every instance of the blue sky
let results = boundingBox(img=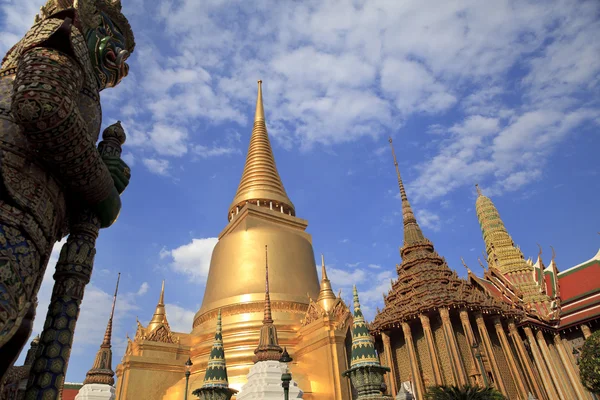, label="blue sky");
[2,0,599,384]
